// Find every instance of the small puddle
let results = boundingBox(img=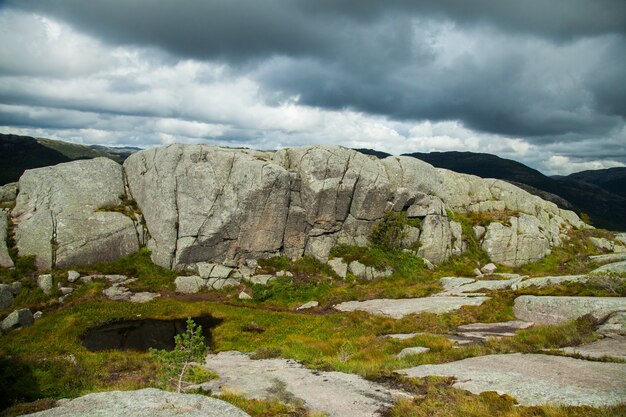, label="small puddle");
[81,315,222,352]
